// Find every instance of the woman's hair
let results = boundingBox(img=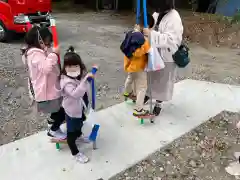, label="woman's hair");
[24,26,41,49]
[39,27,53,46]
[140,13,155,28]
[62,46,87,80]
[155,0,175,13]
[22,26,53,54]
